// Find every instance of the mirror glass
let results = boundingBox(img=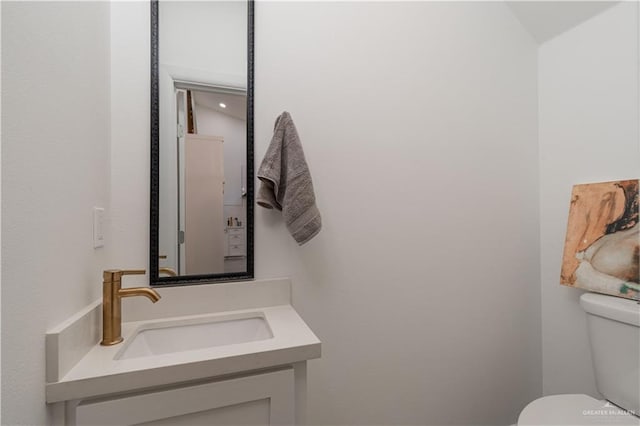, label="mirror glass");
[150,0,254,285]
